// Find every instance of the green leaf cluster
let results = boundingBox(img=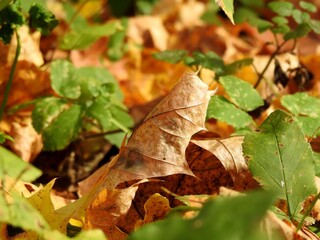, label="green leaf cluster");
[243,1,319,39]
[60,2,123,51]
[0,3,24,44]
[29,3,59,35]
[32,60,133,151]
[207,75,263,129]
[0,1,58,44]
[153,50,253,79]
